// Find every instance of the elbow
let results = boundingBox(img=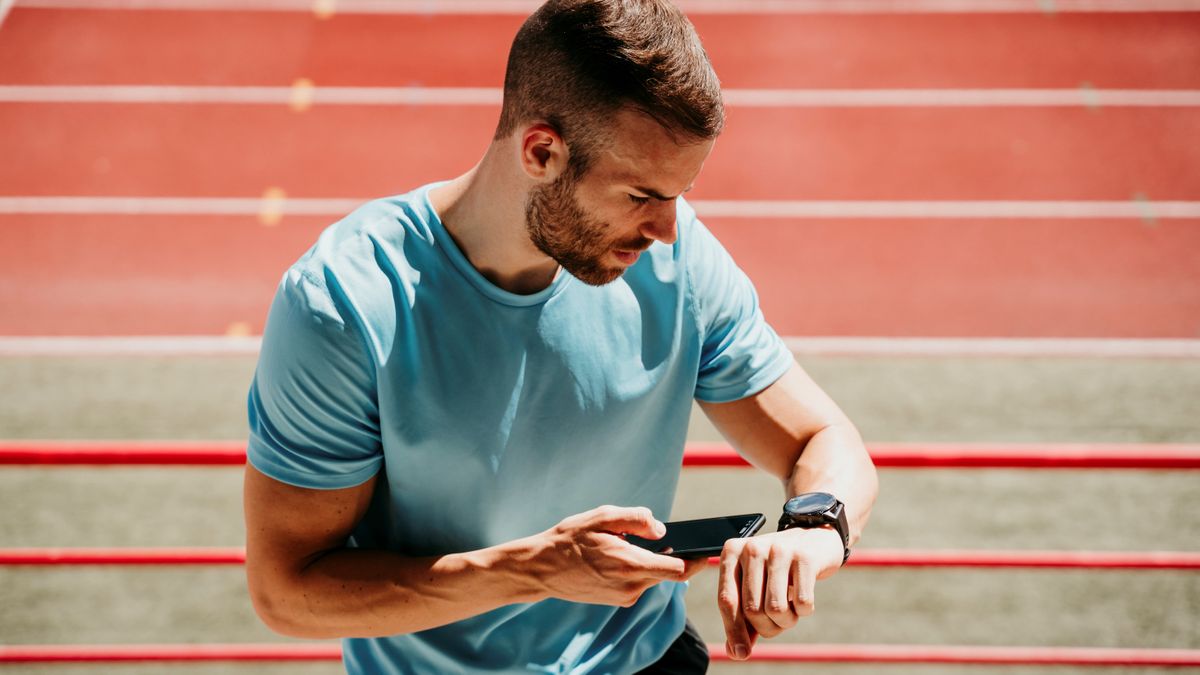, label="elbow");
[248,580,311,639]
[246,571,336,640]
